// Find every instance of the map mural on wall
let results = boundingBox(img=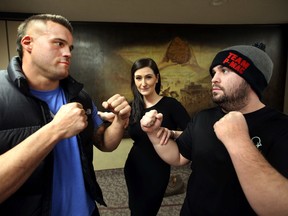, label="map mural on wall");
[70,23,286,117]
[107,36,215,117]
